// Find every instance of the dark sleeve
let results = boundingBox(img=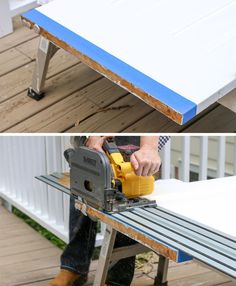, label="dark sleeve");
[115,136,140,147]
